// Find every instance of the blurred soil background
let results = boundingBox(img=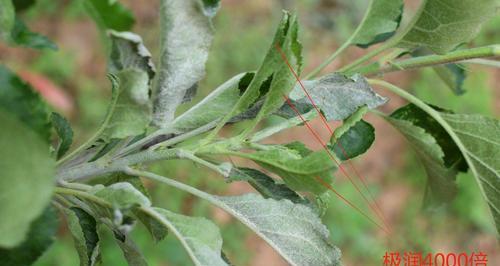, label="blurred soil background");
[0,0,499,265]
